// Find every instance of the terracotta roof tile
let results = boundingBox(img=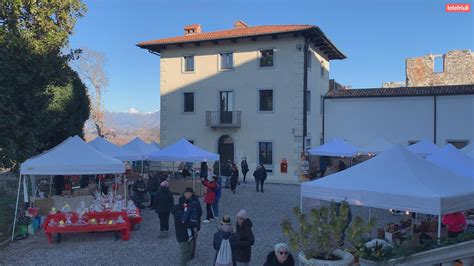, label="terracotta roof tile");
[137,24,345,60]
[325,84,474,98]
